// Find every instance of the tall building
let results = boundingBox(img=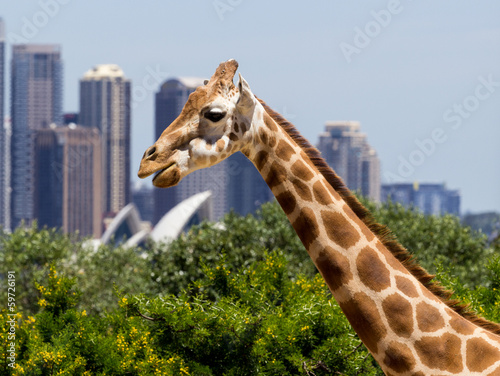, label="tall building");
[318,121,380,201]
[154,77,229,223]
[0,18,7,229]
[80,64,131,216]
[34,125,103,237]
[226,152,273,216]
[382,182,460,216]
[10,44,62,228]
